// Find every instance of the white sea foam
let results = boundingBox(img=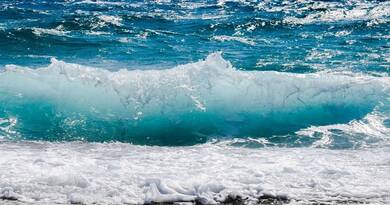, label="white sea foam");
[212,35,256,46]
[117,37,131,43]
[0,141,389,204]
[85,30,111,36]
[96,15,123,27]
[32,25,69,36]
[297,111,390,148]
[283,3,390,25]
[76,0,125,6]
[0,117,17,139]
[305,49,342,61]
